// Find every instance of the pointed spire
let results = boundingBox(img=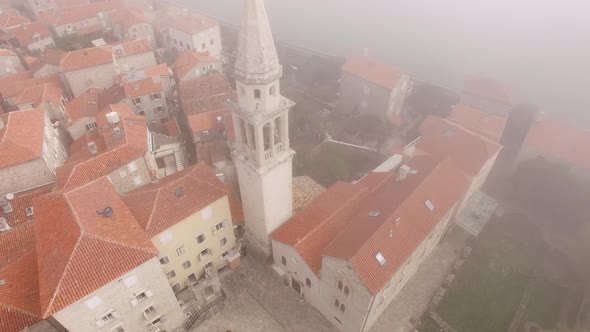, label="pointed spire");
[235,0,282,84]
